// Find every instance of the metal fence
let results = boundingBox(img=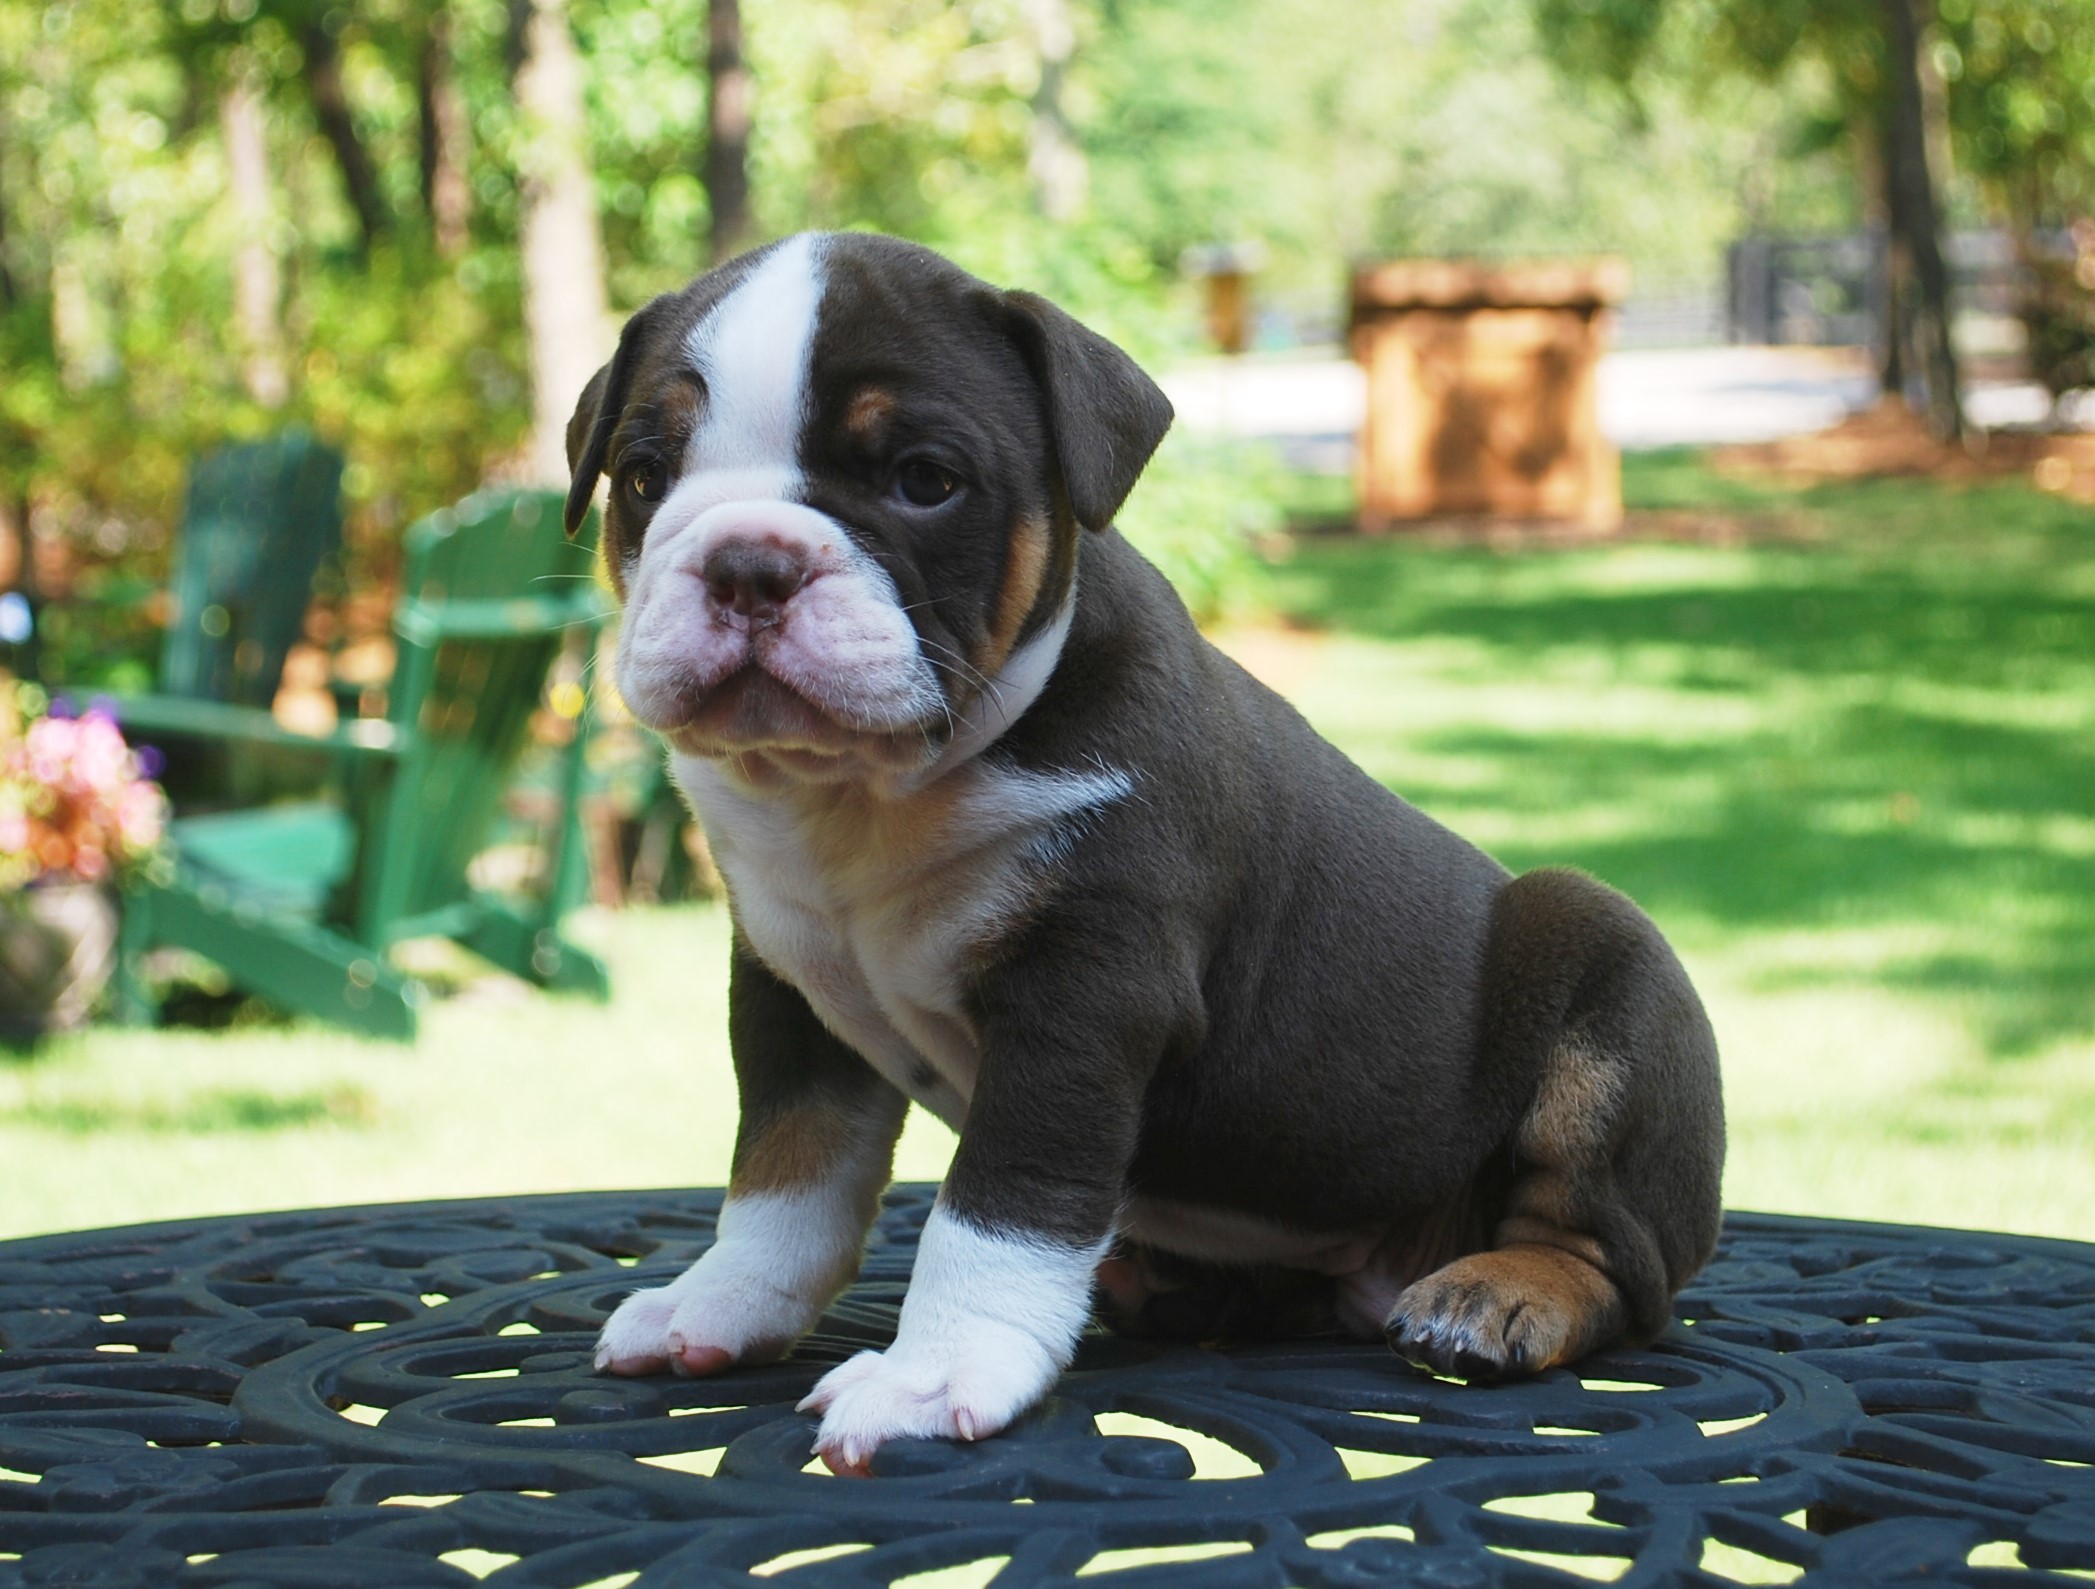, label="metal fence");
[1612,278,1730,349]
[1726,228,2060,349]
